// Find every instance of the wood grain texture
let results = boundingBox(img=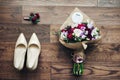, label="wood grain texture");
[0,24,50,43]
[0,61,51,80]
[0,0,97,6]
[0,0,120,80]
[0,6,22,23]
[51,62,120,80]
[0,42,51,80]
[23,6,120,25]
[0,41,120,80]
[1,0,120,8]
[98,0,120,7]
